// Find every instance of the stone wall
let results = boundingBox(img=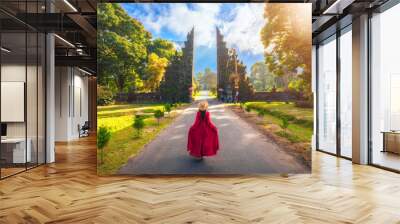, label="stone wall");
[251,91,300,102]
